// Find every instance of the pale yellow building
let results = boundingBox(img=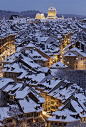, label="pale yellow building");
[46,5,57,19]
[35,13,45,19]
